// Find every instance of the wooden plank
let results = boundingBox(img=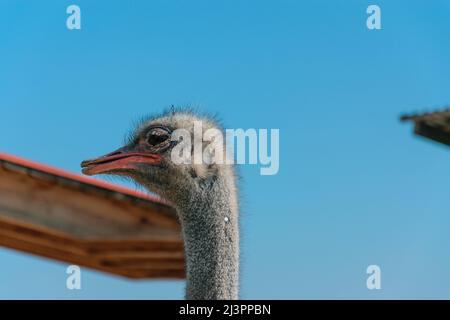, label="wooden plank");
[0,219,185,278]
[0,236,185,279]
[0,168,180,237]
